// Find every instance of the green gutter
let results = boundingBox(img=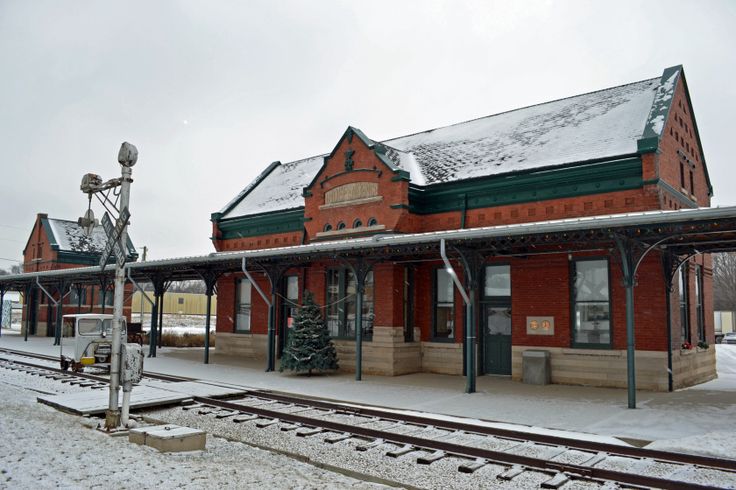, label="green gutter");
[217,208,304,239]
[408,157,643,214]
